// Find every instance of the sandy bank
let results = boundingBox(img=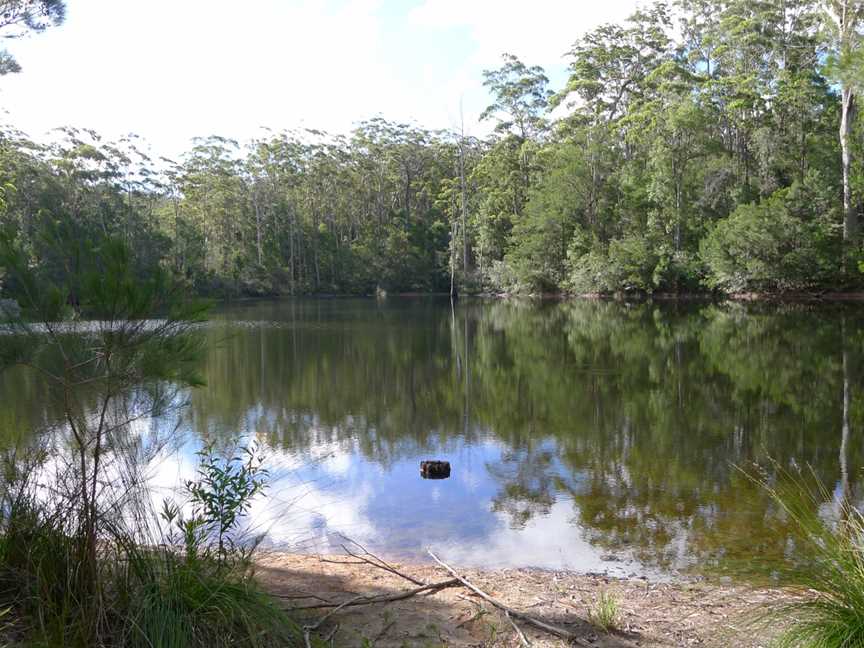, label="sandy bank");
[257,552,787,647]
